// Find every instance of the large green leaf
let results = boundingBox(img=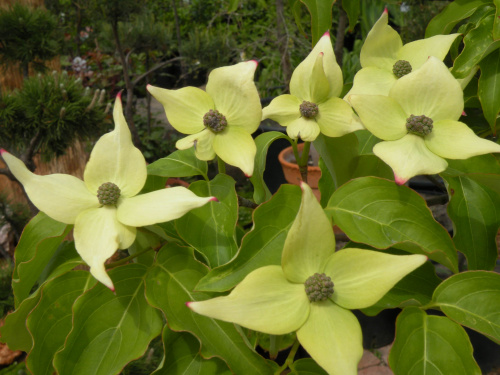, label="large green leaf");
[0,248,83,352]
[389,307,481,374]
[300,0,336,46]
[175,174,238,267]
[13,212,70,307]
[478,49,500,134]
[426,0,491,37]
[195,184,301,292]
[361,260,441,316]
[250,131,291,204]
[26,271,95,375]
[433,271,500,344]
[326,177,459,272]
[153,328,231,375]
[318,158,335,207]
[147,148,208,180]
[342,0,360,32]
[313,133,359,191]
[441,173,500,270]
[452,12,500,78]
[144,243,273,375]
[53,264,163,375]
